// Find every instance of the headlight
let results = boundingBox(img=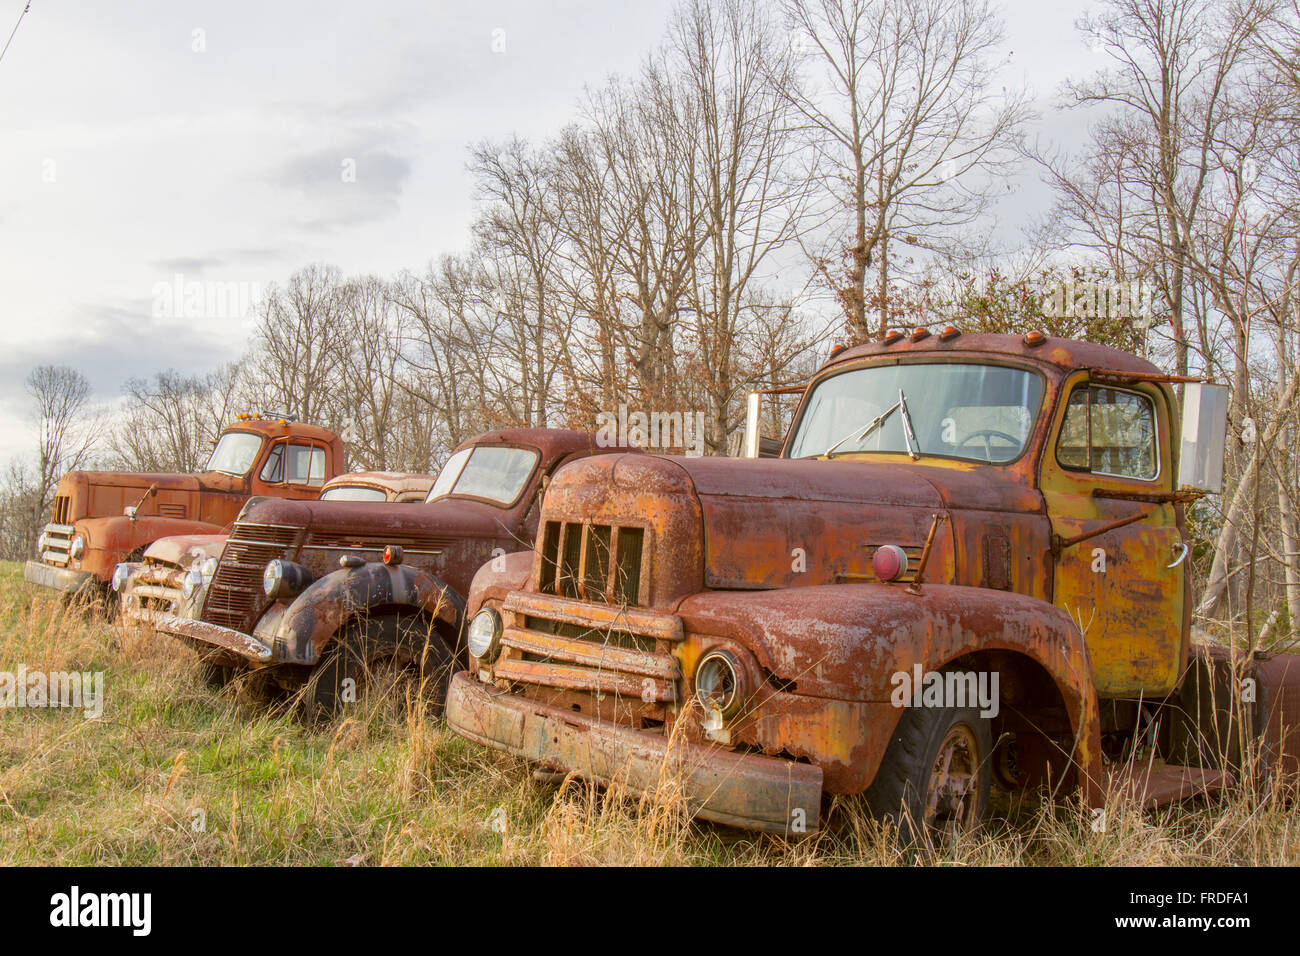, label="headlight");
[181,566,203,599]
[37,532,48,553]
[466,607,502,662]
[694,649,745,718]
[200,556,218,580]
[110,564,130,593]
[262,559,313,600]
[69,535,85,560]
